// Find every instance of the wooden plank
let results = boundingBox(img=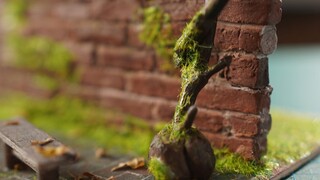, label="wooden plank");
[0,118,75,172]
[271,146,320,180]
